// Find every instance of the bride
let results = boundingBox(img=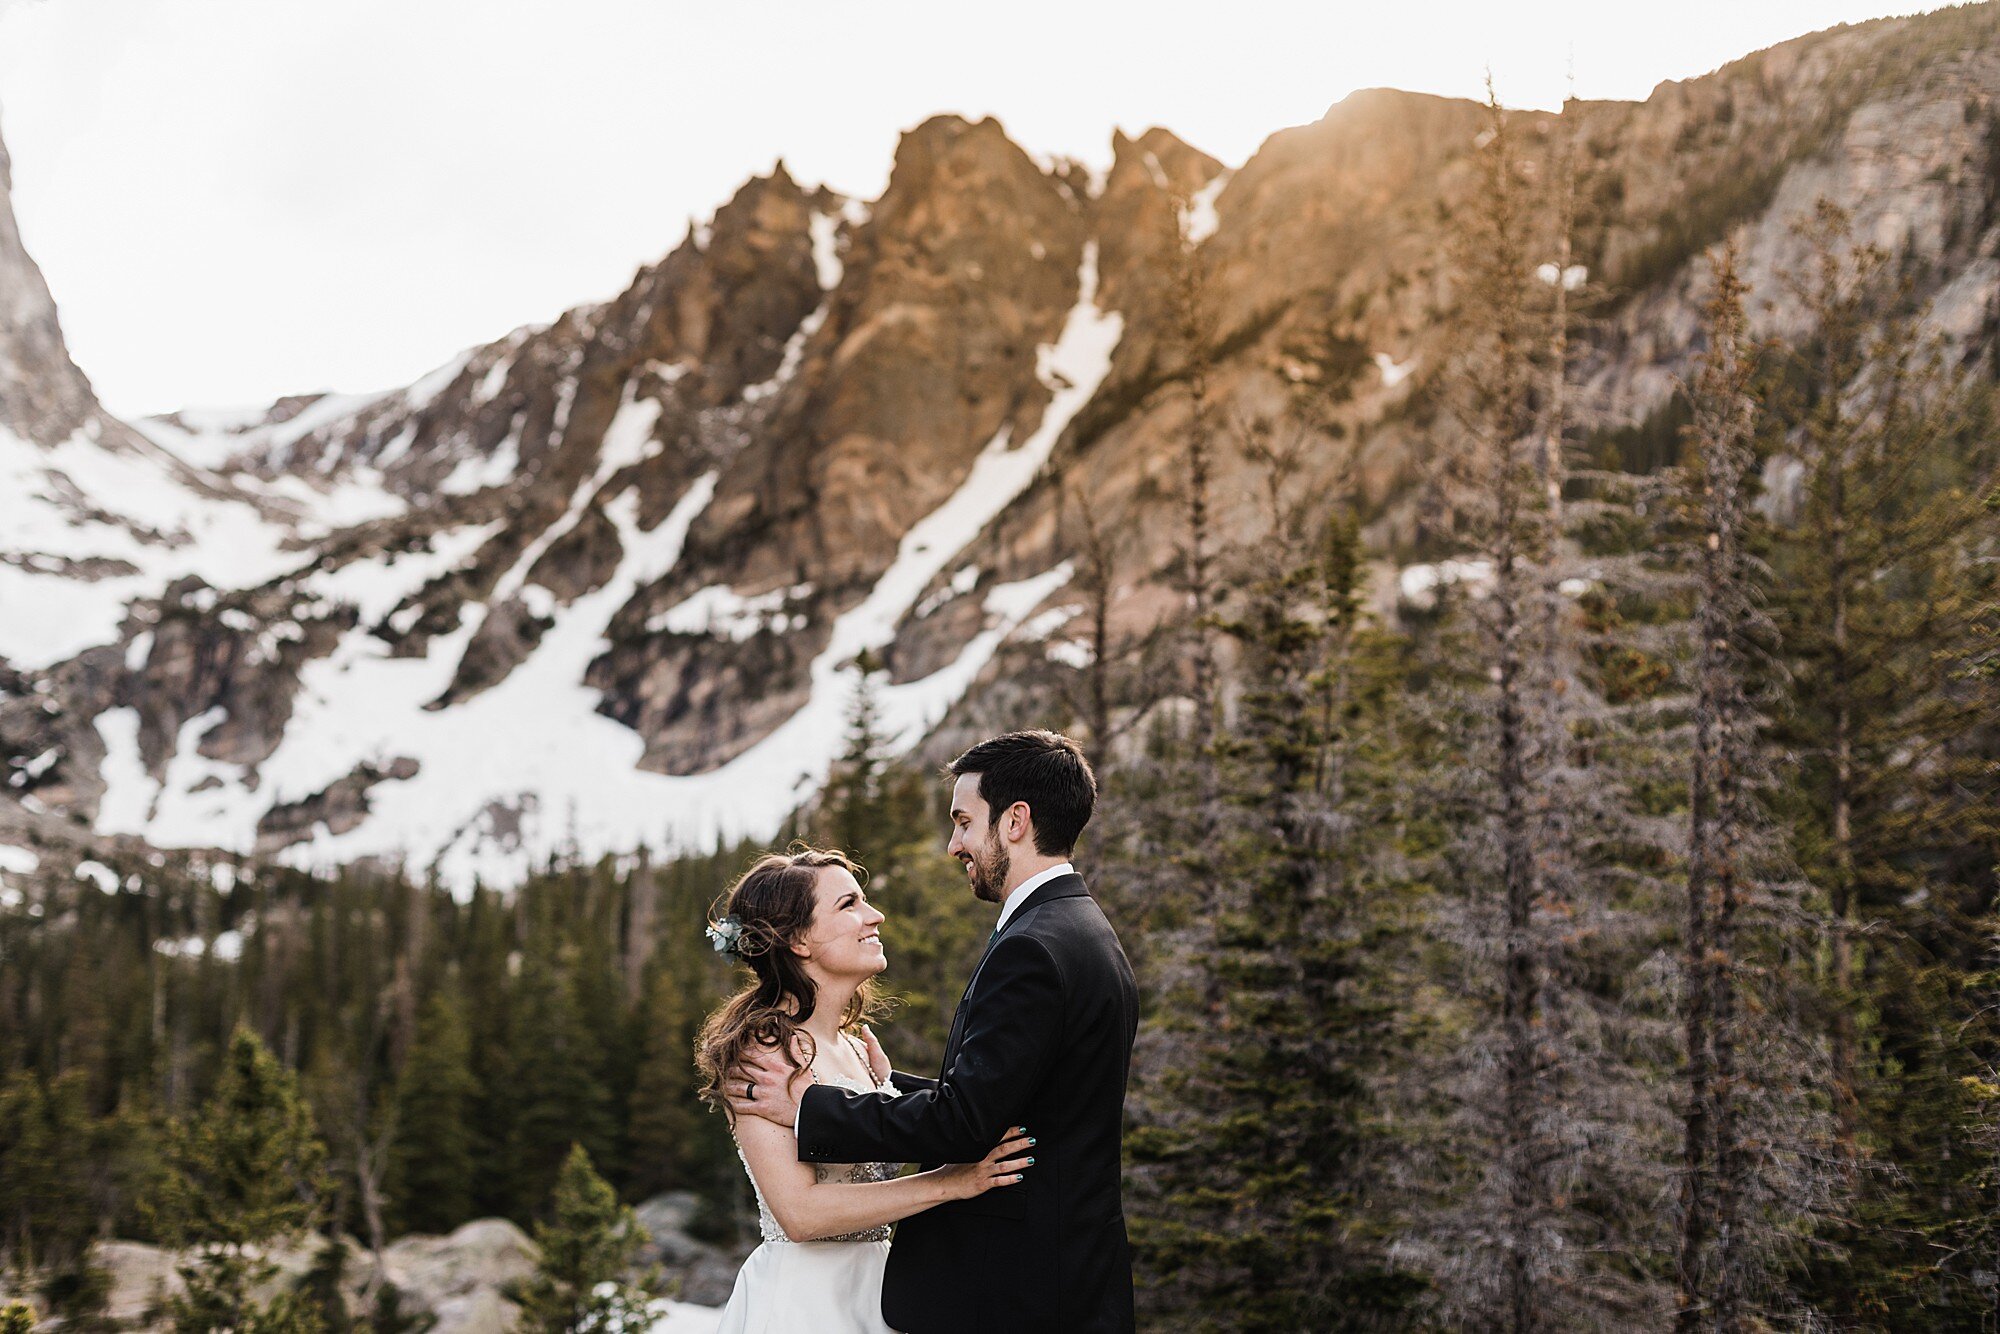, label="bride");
[695,846,1032,1334]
